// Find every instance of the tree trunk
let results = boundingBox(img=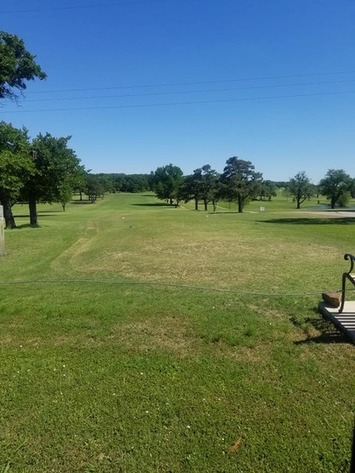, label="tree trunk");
[204,199,208,211]
[0,192,16,229]
[194,199,198,210]
[237,195,243,213]
[28,193,38,227]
